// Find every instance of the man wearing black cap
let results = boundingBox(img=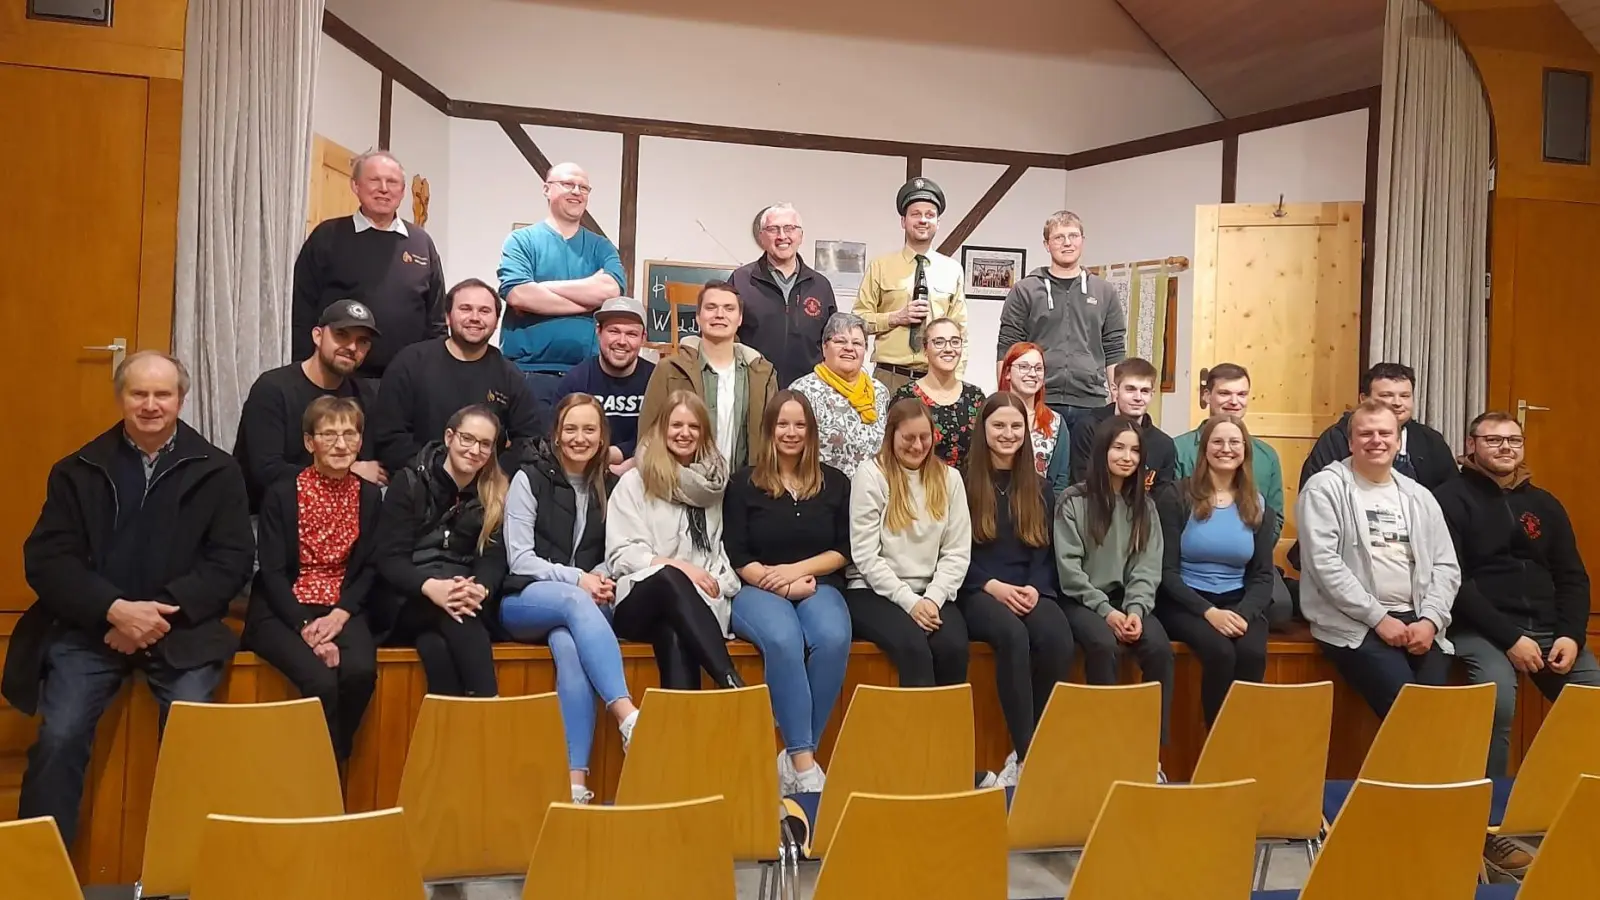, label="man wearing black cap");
[236,299,386,512]
[855,177,968,391]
